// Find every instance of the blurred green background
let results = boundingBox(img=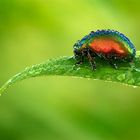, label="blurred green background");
[0,0,140,140]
